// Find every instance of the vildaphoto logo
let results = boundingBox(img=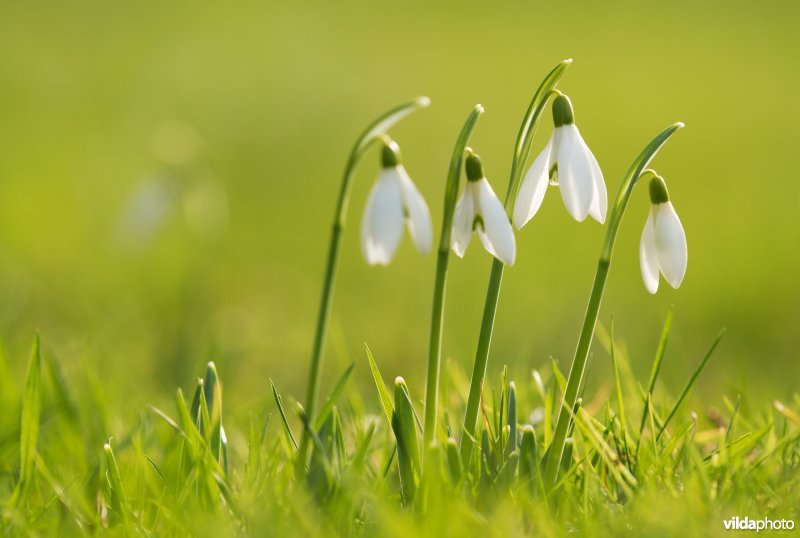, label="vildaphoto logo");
[724,516,795,532]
